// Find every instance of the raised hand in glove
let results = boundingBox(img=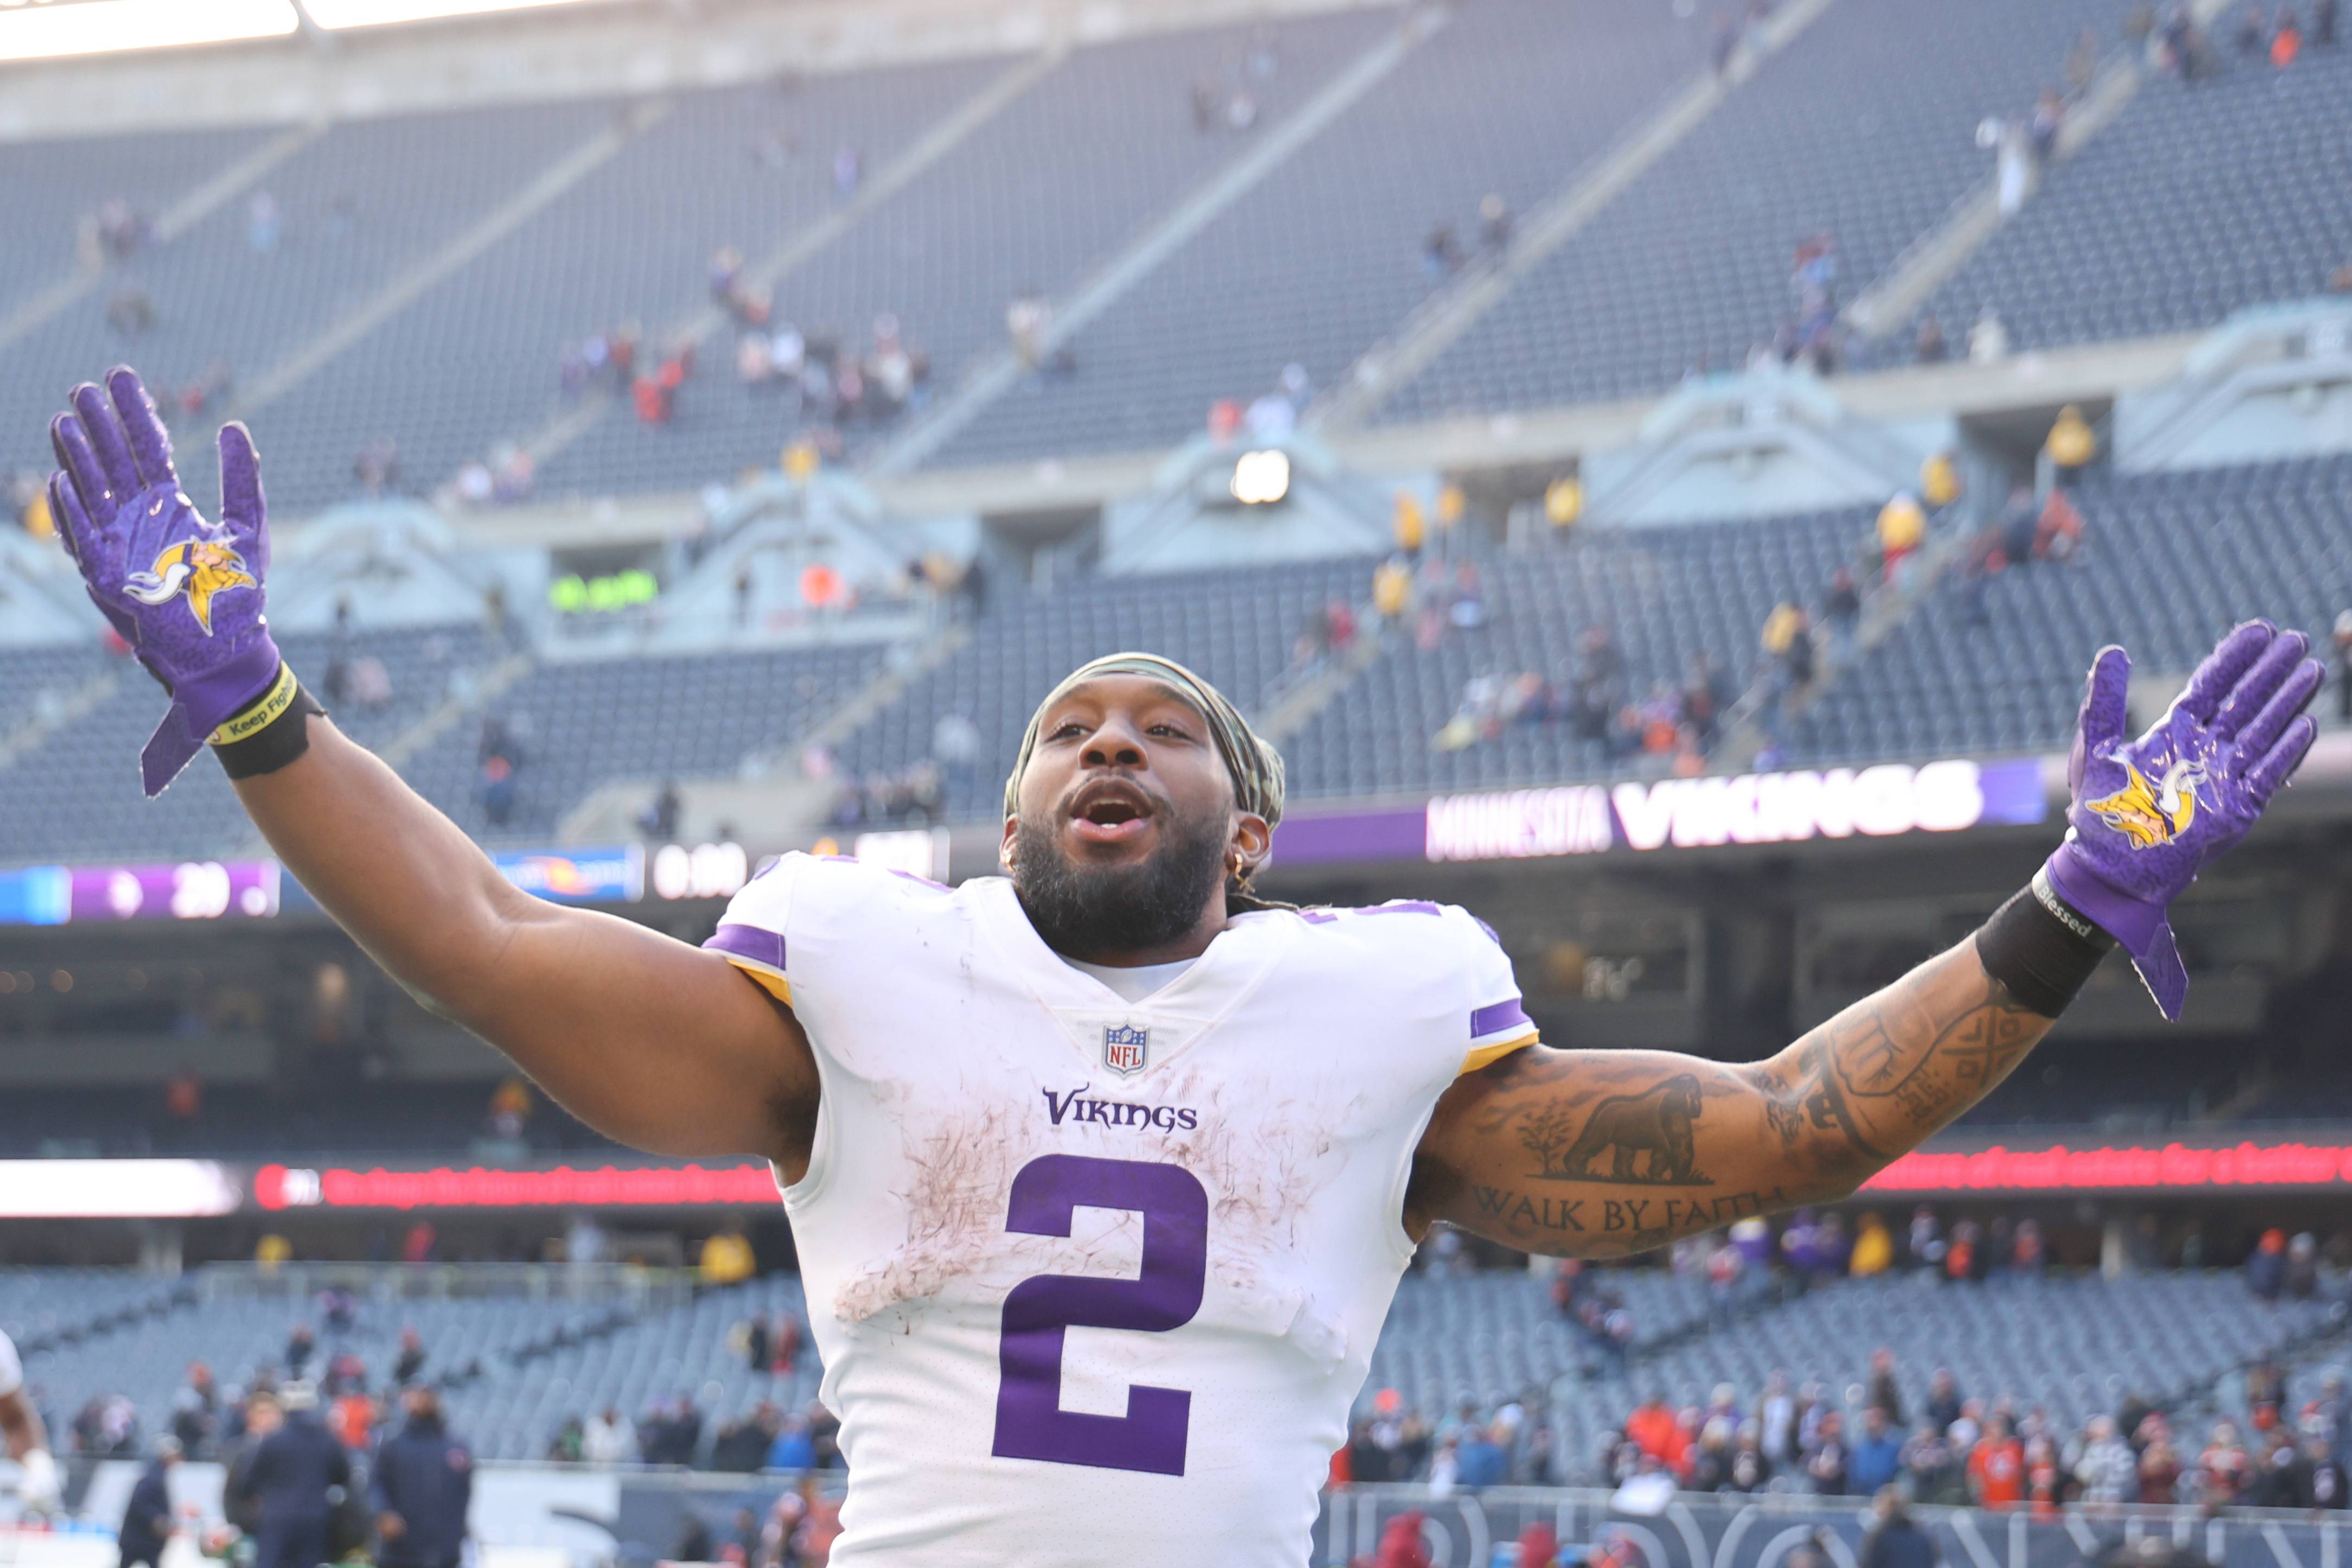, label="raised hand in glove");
[2043,620,2322,1018]
[48,366,281,796]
